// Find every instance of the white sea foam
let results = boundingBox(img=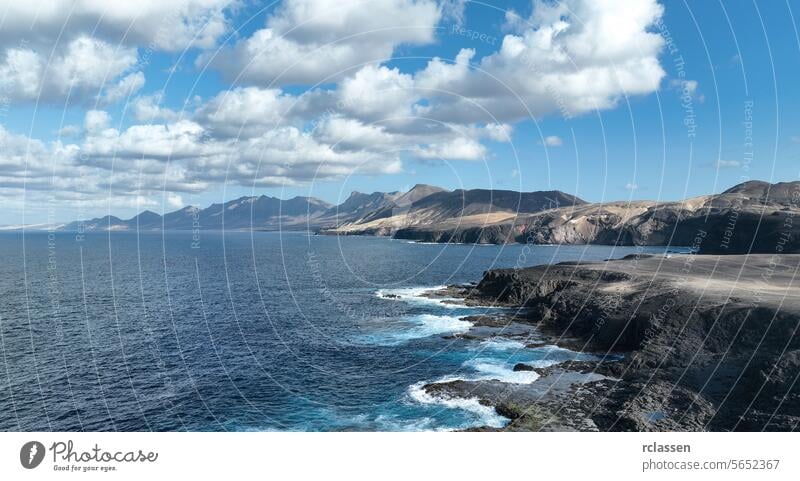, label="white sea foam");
[405,314,473,338]
[359,314,473,345]
[530,344,613,362]
[475,338,528,351]
[405,344,597,427]
[407,380,507,428]
[373,414,442,432]
[462,357,562,384]
[376,285,468,309]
